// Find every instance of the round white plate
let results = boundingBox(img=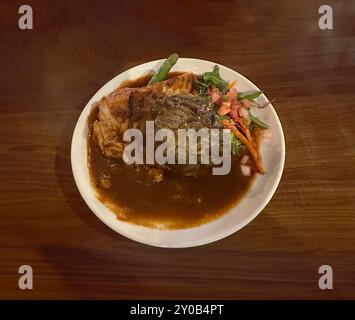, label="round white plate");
[71,58,285,248]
